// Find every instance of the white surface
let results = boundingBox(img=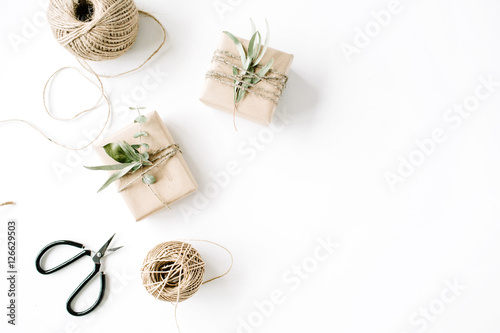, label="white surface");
[1,0,500,332]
